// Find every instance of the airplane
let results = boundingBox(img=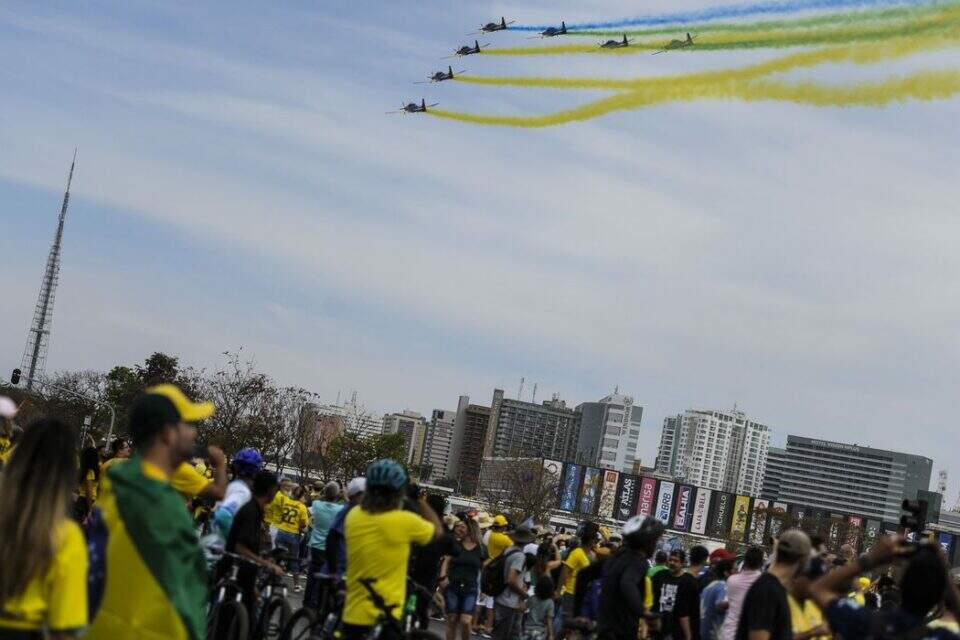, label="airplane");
[599,34,631,48]
[415,66,464,84]
[386,99,438,114]
[653,33,695,54]
[529,21,567,38]
[472,17,514,34]
[446,40,489,58]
